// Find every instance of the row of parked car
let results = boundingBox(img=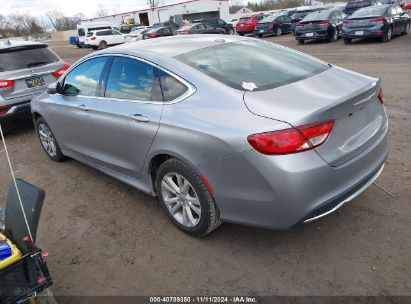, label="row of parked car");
[230,2,409,44]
